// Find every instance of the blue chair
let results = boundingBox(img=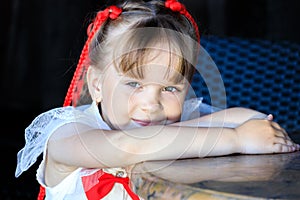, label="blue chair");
[192,35,300,133]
